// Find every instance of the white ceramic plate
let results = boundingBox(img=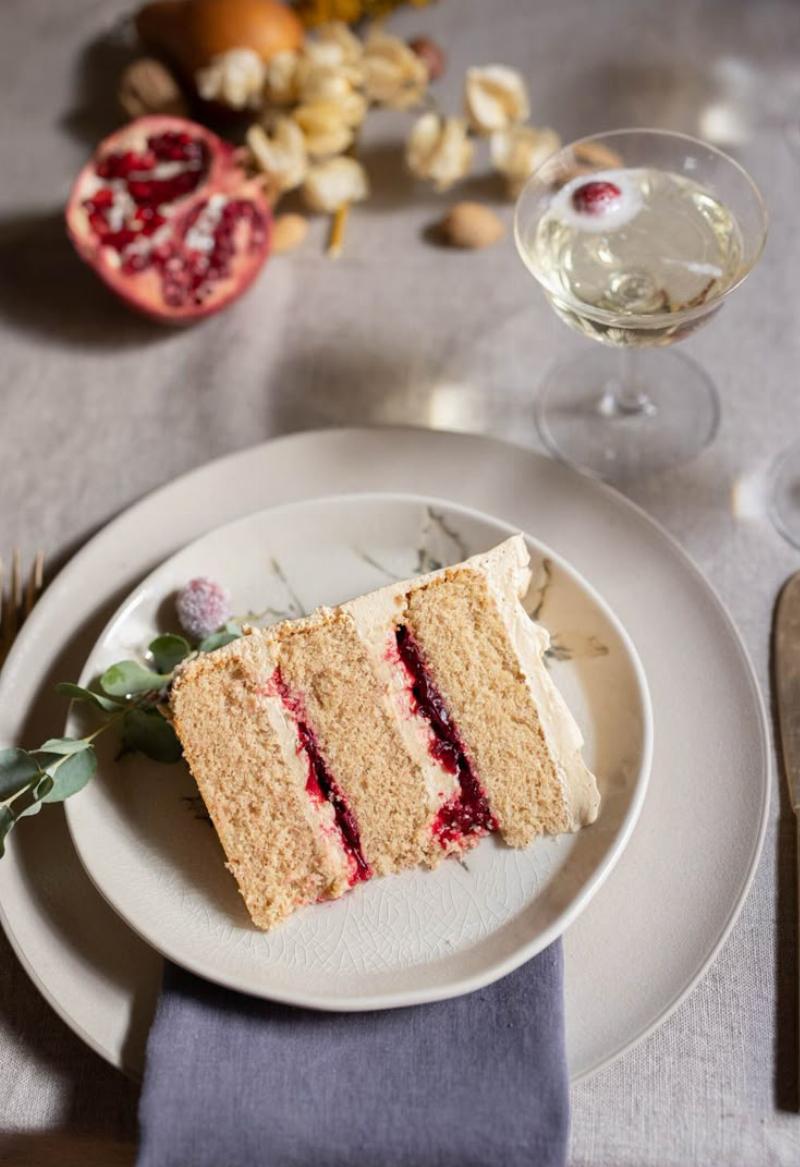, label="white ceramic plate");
[0,428,769,1079]
[64,494,651,1010]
